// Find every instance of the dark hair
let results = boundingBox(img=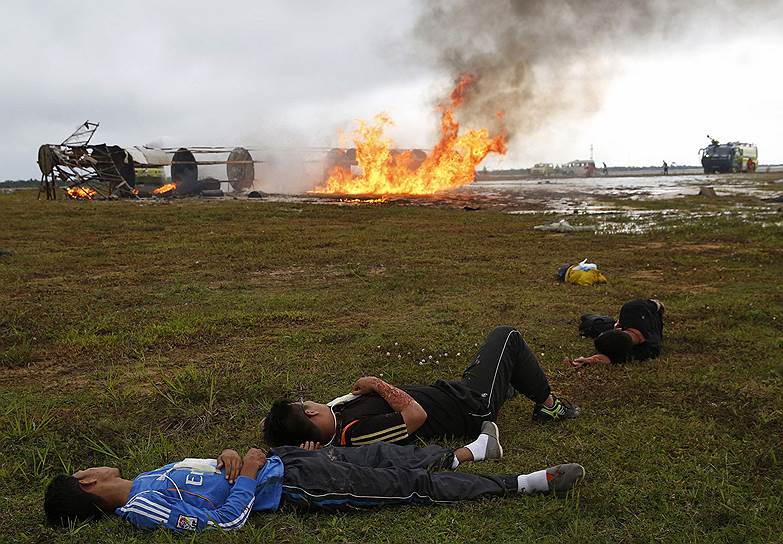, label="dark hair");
[44,475,107,527]
[594,329,634,364]
[556,264,571,282]
[262,399,321,447]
